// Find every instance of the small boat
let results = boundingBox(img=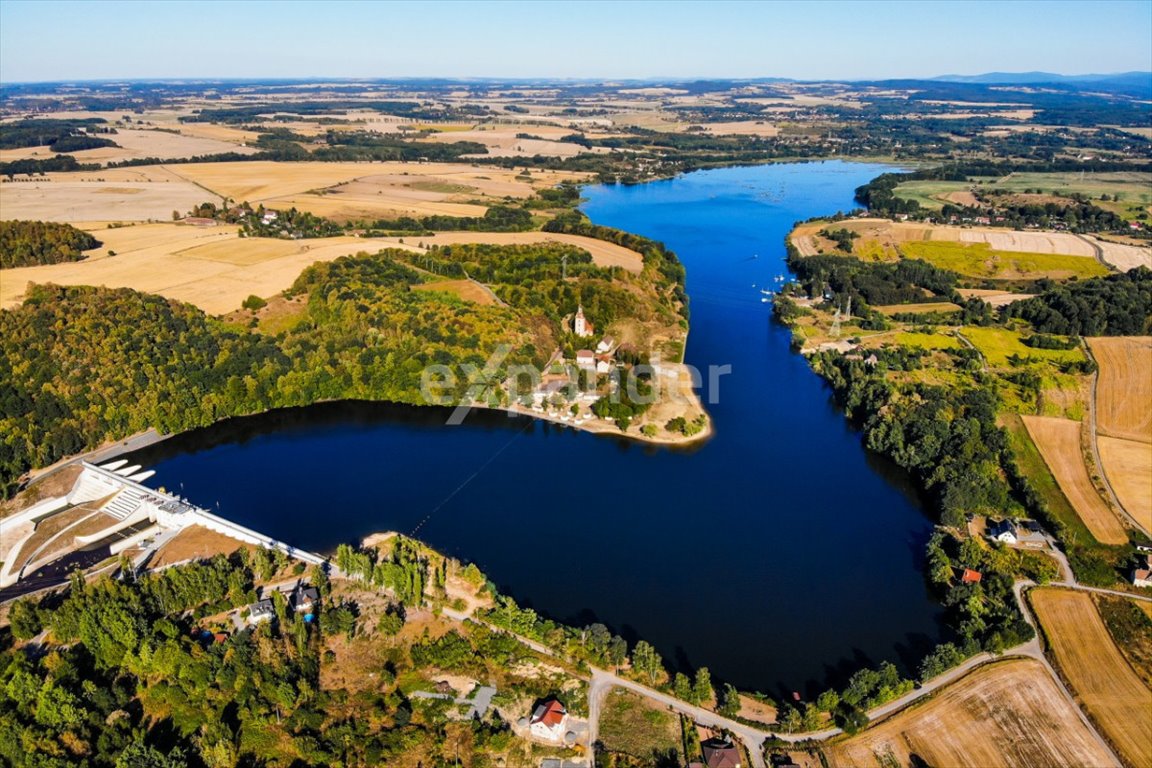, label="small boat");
[761,297,771,303]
